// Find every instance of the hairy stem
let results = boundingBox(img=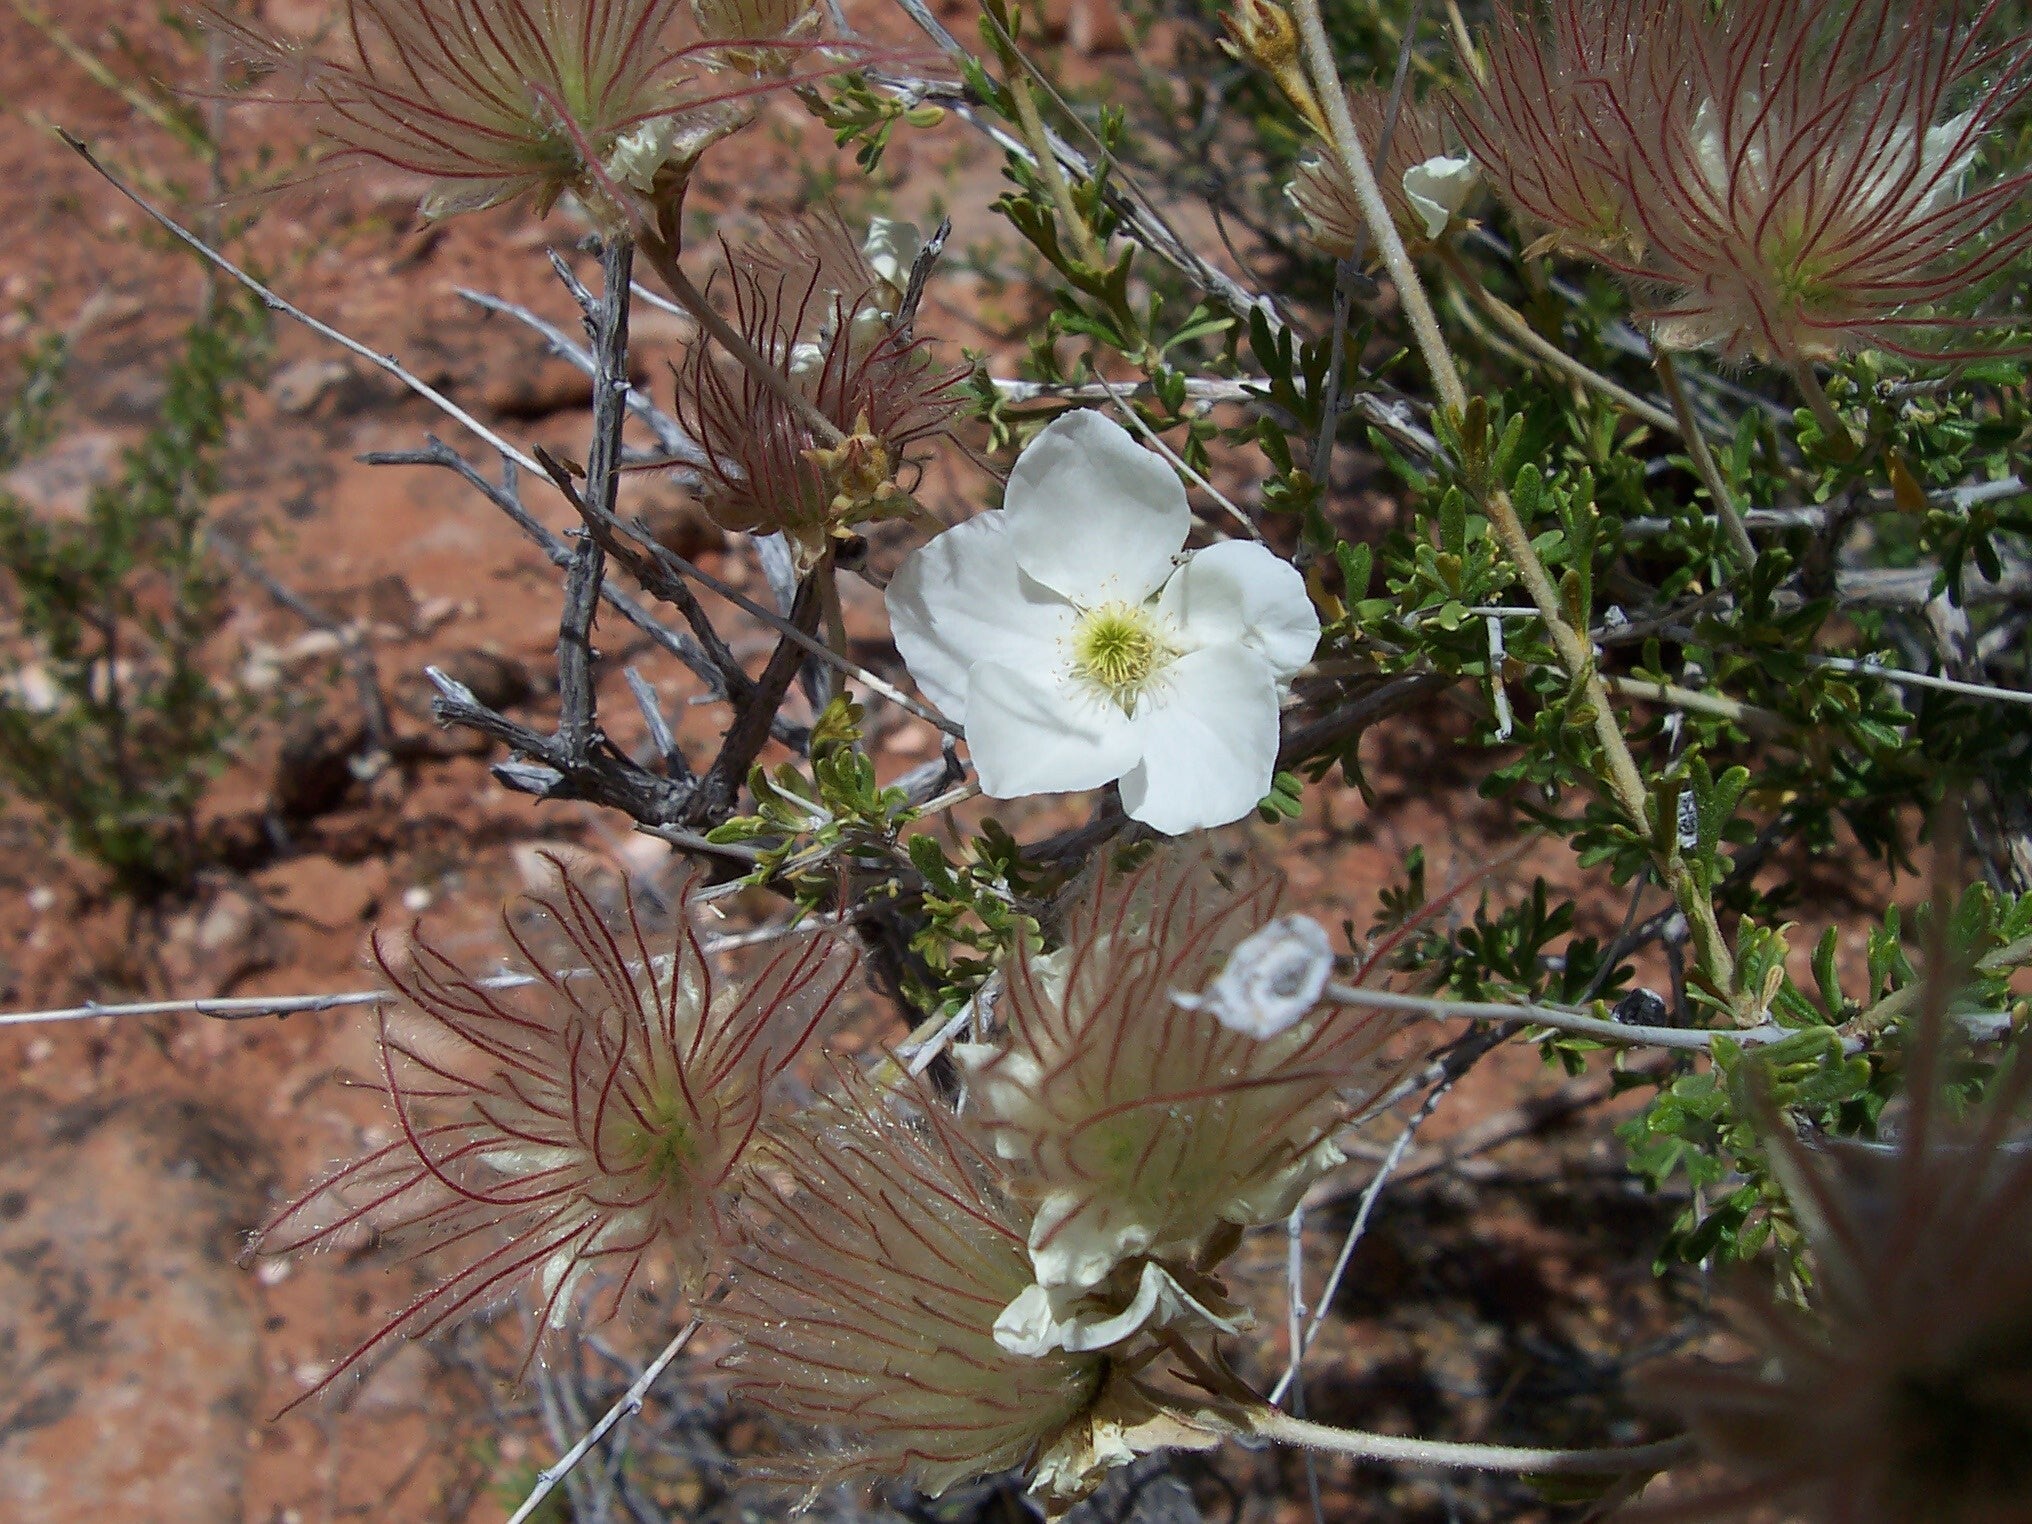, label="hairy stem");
[1250,1406,1691,1477]
[1006,62,1107,272]
[1655,349,1757,567]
